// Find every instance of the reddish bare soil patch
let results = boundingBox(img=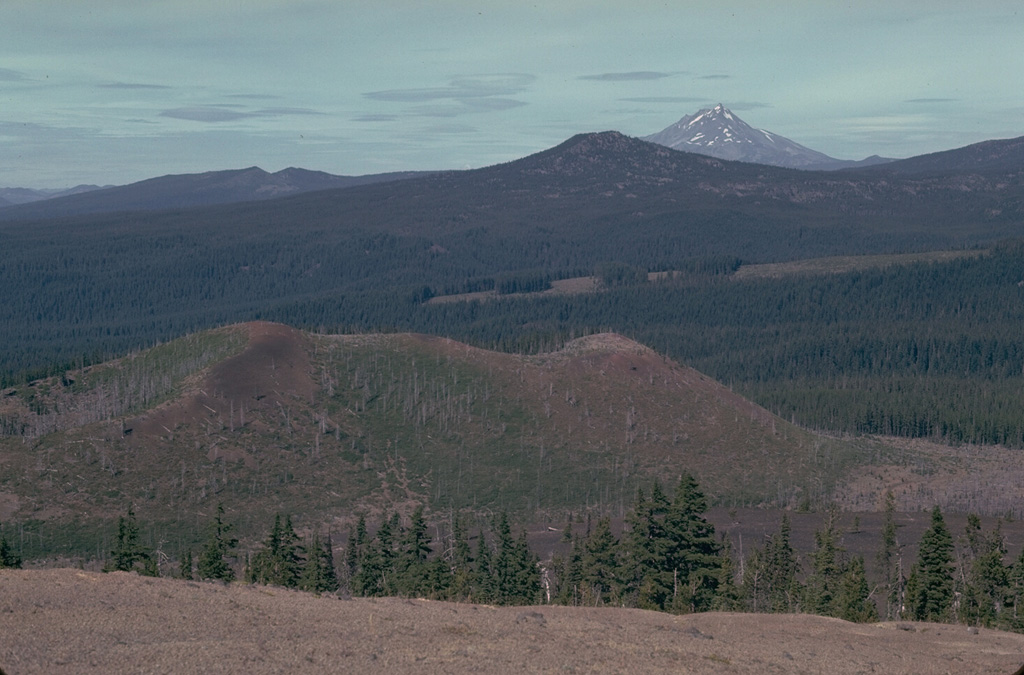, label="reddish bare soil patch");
[206,322,314,403]
[127,322,315,442]
[2,569,1023,674]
